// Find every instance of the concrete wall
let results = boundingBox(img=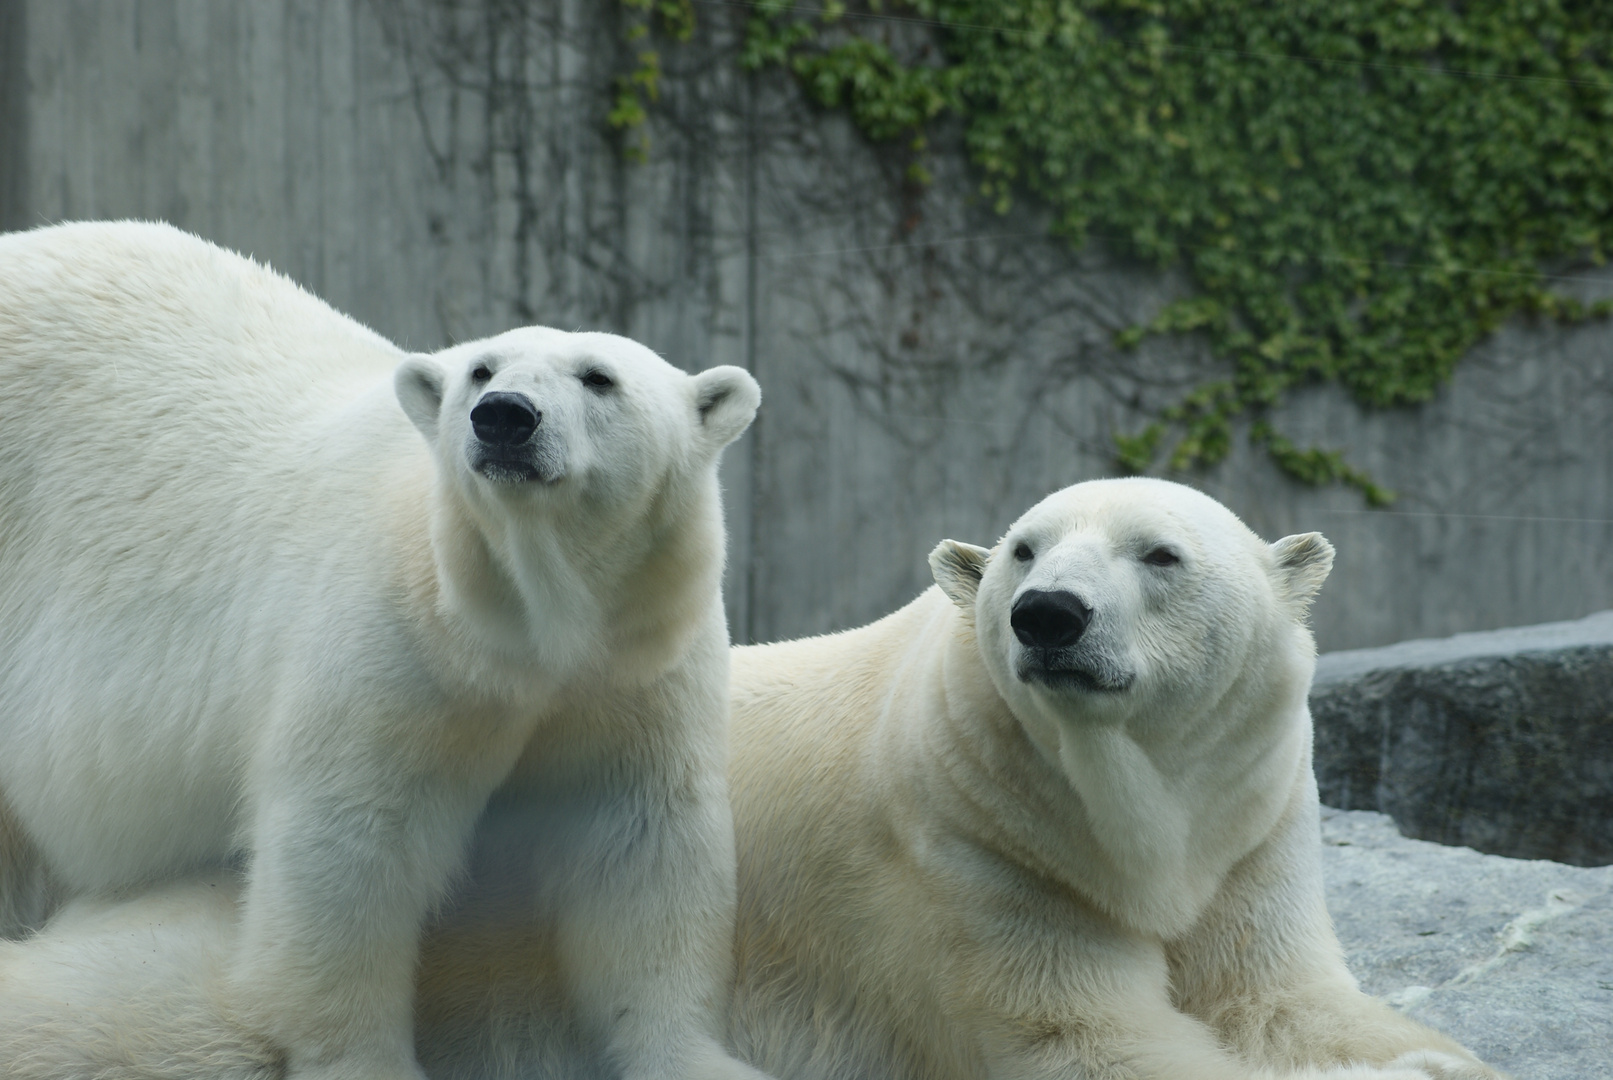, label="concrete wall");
[5,1,1612,650]
[0,0,25,231]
